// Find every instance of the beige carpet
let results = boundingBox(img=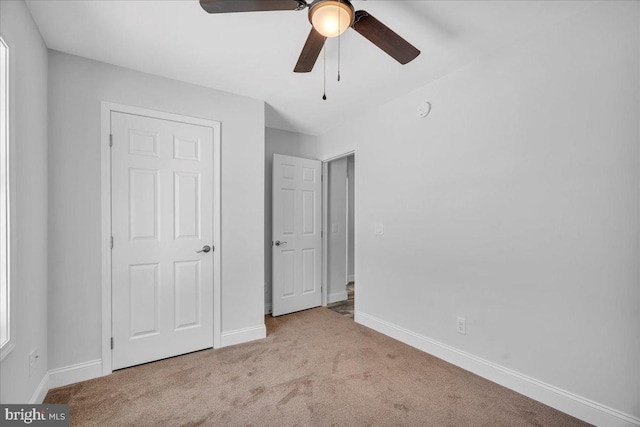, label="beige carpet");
[45,308,589,426]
